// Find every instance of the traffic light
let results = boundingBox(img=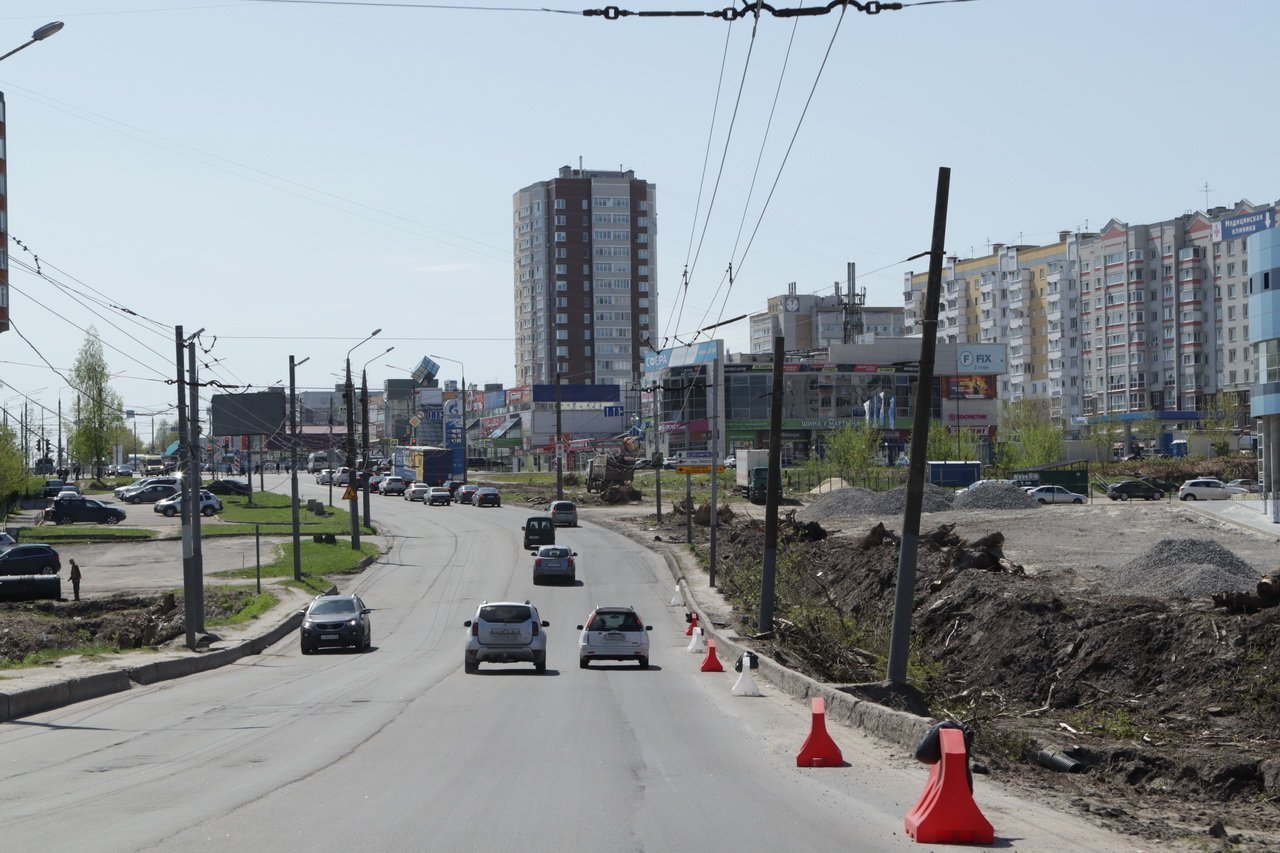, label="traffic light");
[223,437,230,450]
